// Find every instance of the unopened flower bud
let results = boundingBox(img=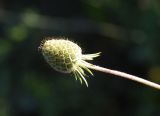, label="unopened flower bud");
[40,37,100,86]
